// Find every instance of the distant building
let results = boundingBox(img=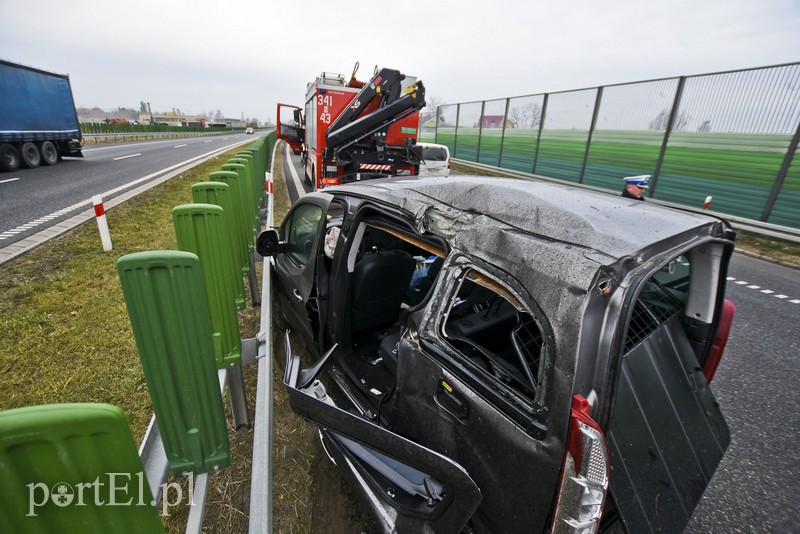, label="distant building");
[138,111,207,127]
[476,115,514,128]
